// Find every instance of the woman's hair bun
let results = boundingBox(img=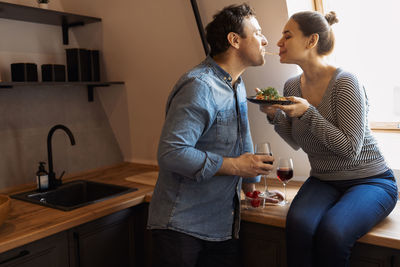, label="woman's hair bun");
[325,11,338,26]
